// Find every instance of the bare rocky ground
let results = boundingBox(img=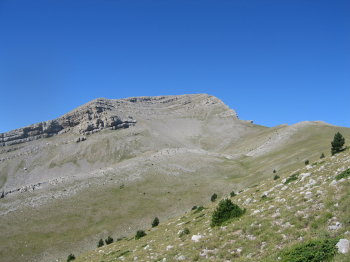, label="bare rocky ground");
[0,94,349,262]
